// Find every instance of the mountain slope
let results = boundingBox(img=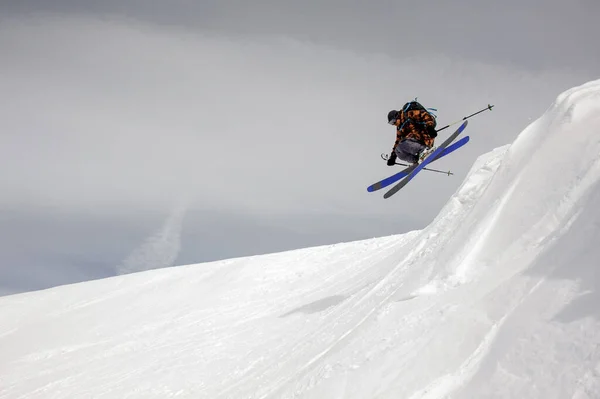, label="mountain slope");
[1,80,600,399]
